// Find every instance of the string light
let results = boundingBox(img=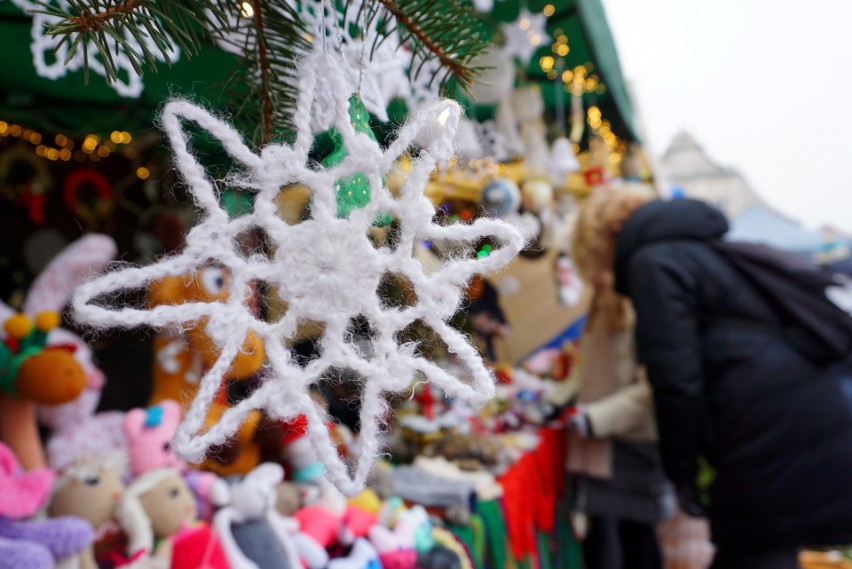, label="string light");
[543,4,555,16]
[240,1,254,17]
[136,167,150,180]
[0,119,136,164]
